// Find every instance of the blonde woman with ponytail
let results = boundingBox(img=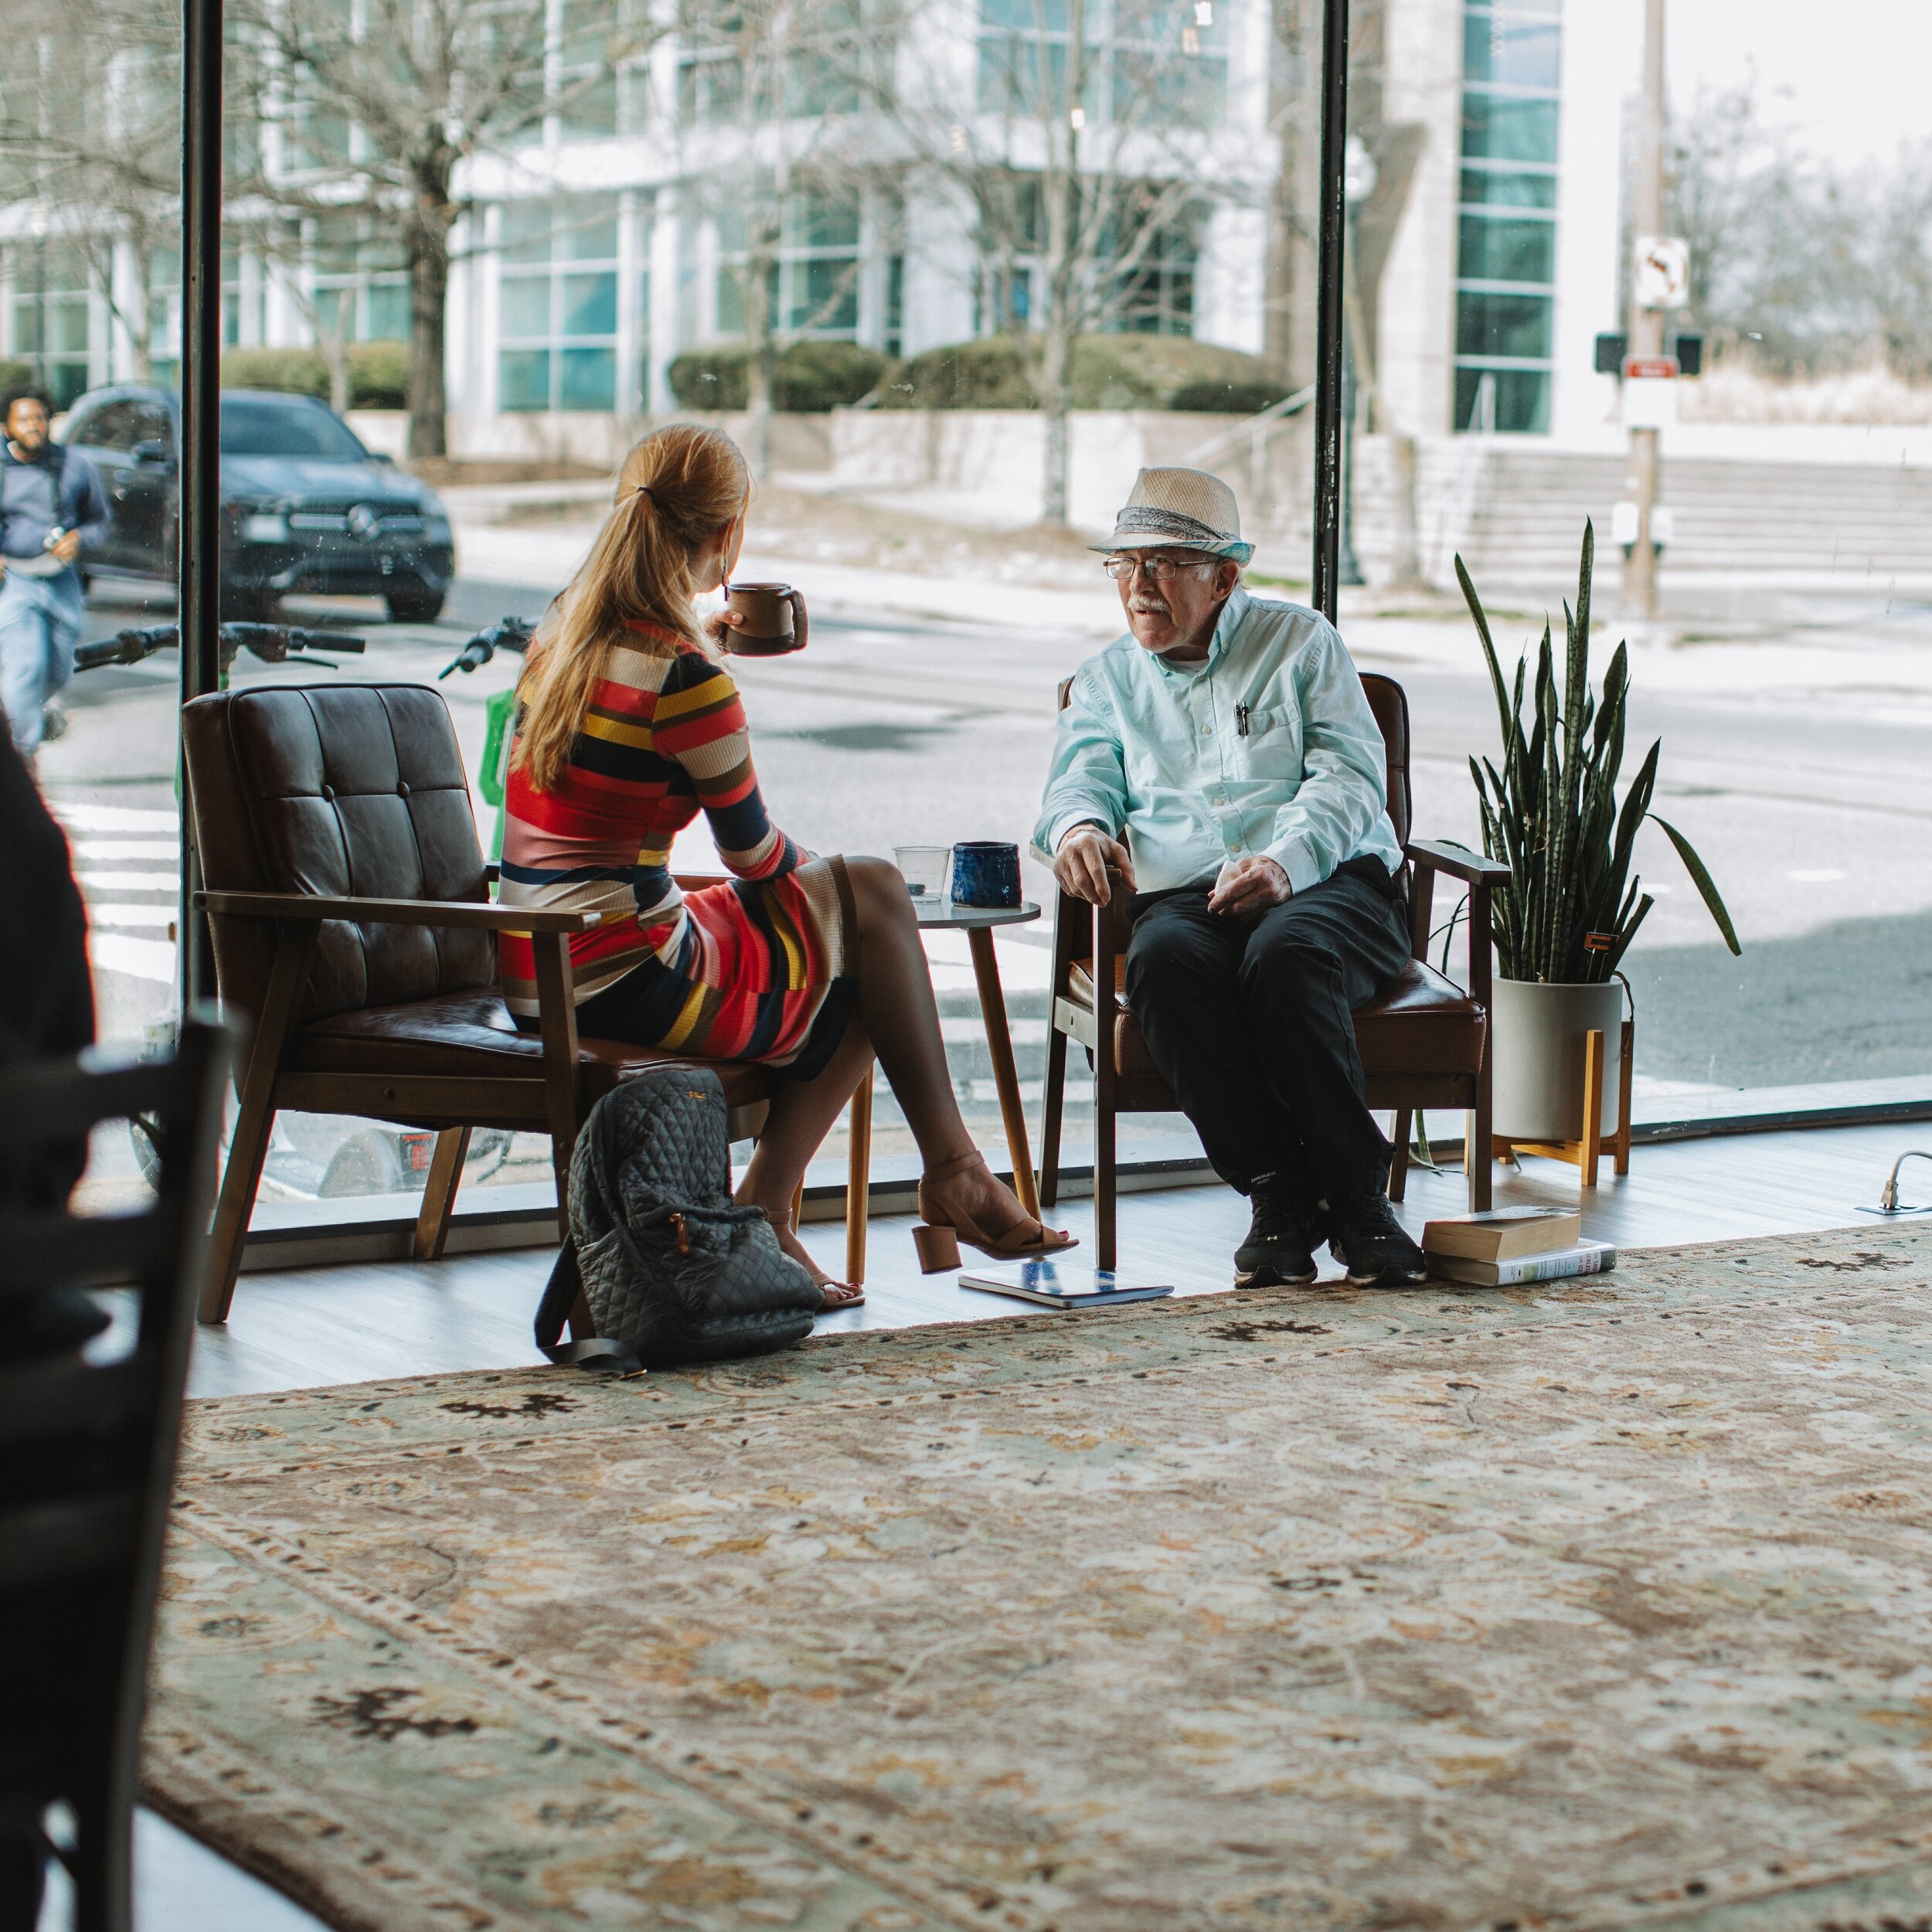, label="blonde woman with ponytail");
[499,424,1073,1305]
